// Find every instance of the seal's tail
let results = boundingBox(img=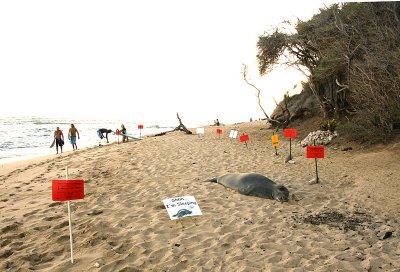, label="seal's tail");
[203,177,218,183]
